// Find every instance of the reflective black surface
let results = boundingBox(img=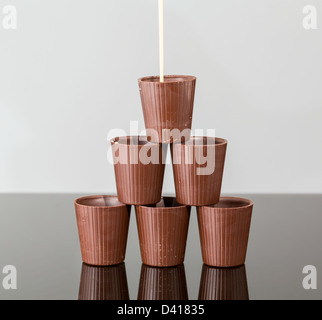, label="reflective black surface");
[0,194,321,300]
